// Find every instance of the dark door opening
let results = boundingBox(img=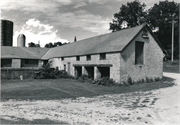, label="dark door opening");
[98,67,110,78]
[85,67,94,79]
[75,66,82,77]
[135,41,144,64]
